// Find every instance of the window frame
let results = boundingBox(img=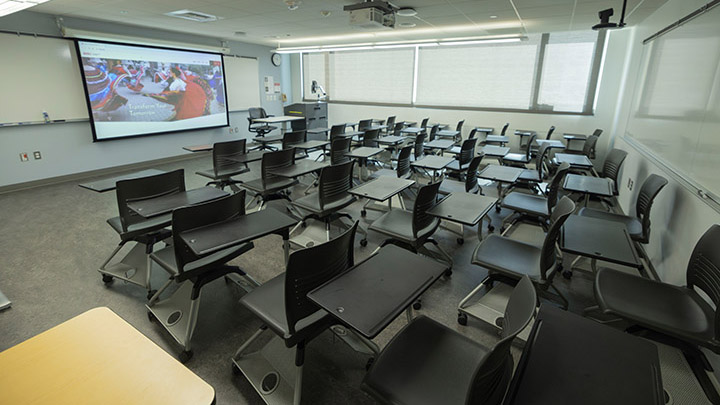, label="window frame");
[301,30,606,116]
